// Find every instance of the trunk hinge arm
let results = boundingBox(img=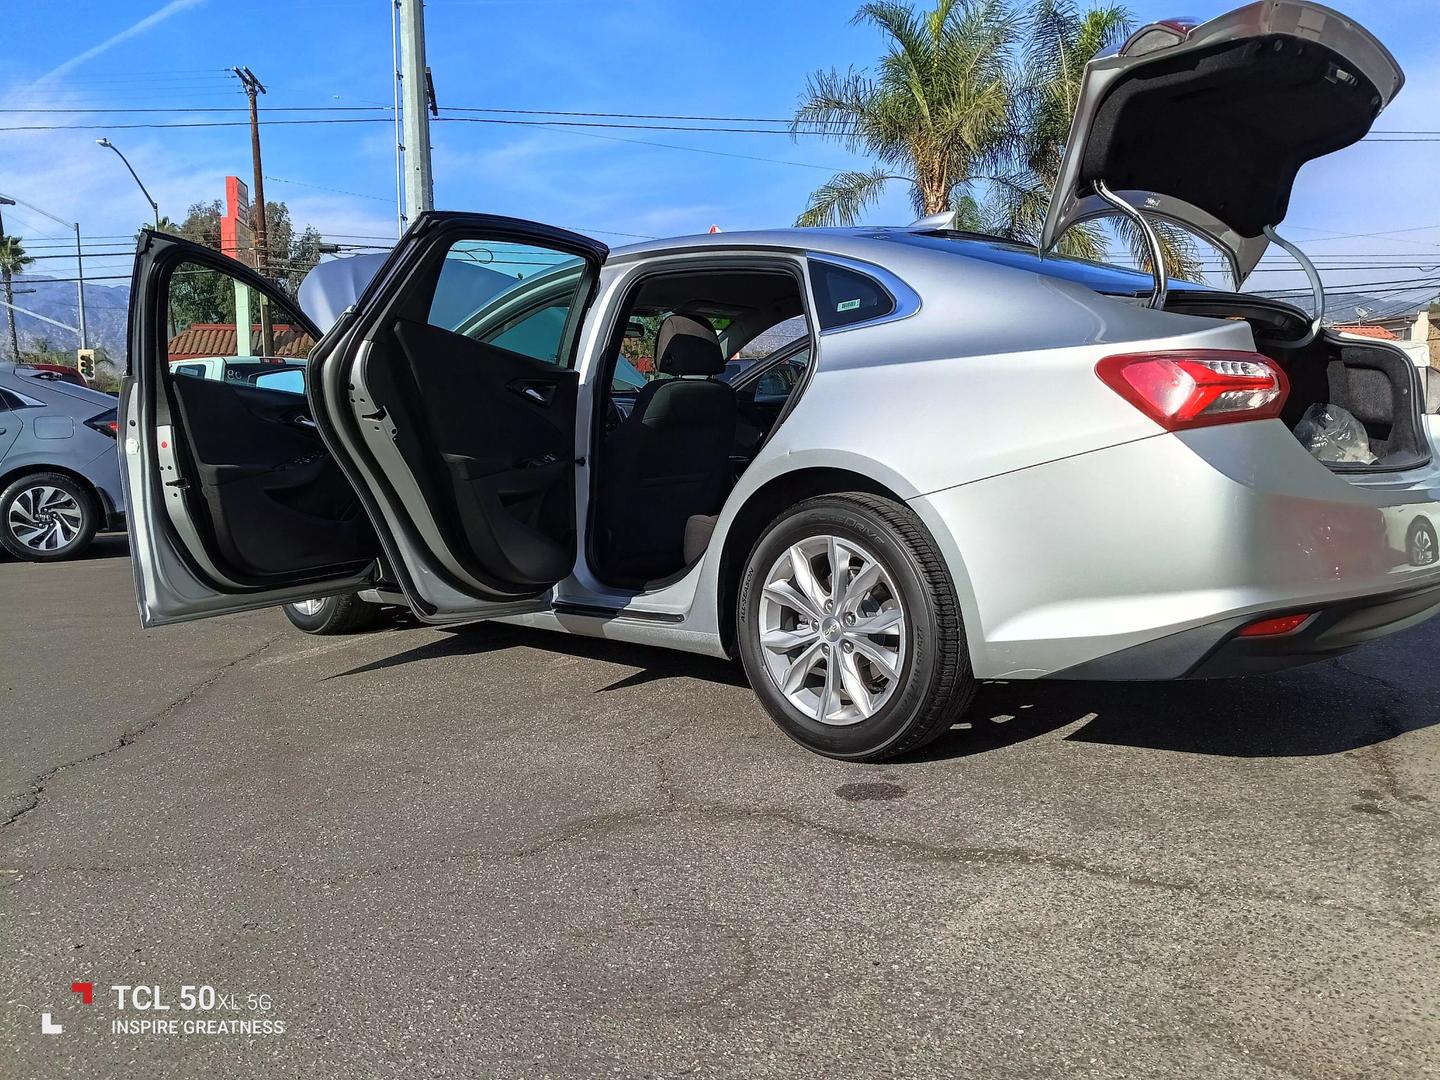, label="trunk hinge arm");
[1262,225,1323,348]
[1094,179,1167,310]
